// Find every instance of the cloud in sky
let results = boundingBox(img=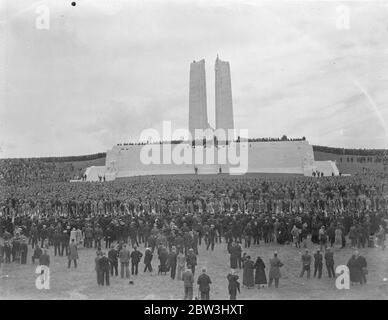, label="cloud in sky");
[1,0,388,158]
